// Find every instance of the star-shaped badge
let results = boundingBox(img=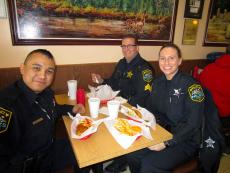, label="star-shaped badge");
[144,84,152,92]
[173,88,184,98]
[127,71,133,78]
[205,136,215,148]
